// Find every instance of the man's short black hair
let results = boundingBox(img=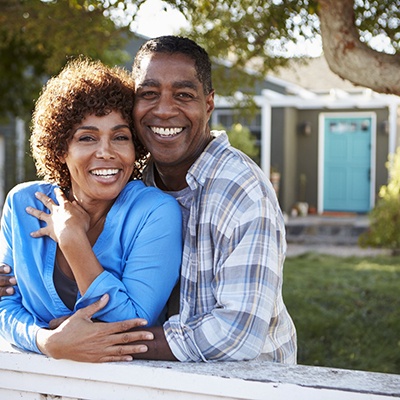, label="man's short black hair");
[132,35,213,95]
